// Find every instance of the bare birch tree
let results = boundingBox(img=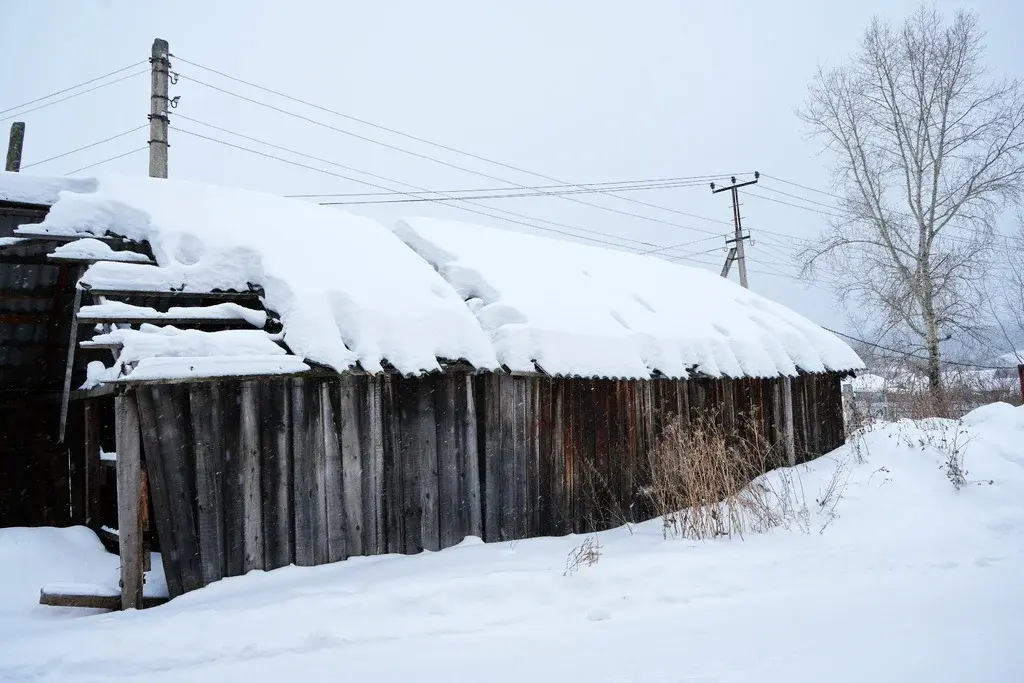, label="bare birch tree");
[799,4,1024,413]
